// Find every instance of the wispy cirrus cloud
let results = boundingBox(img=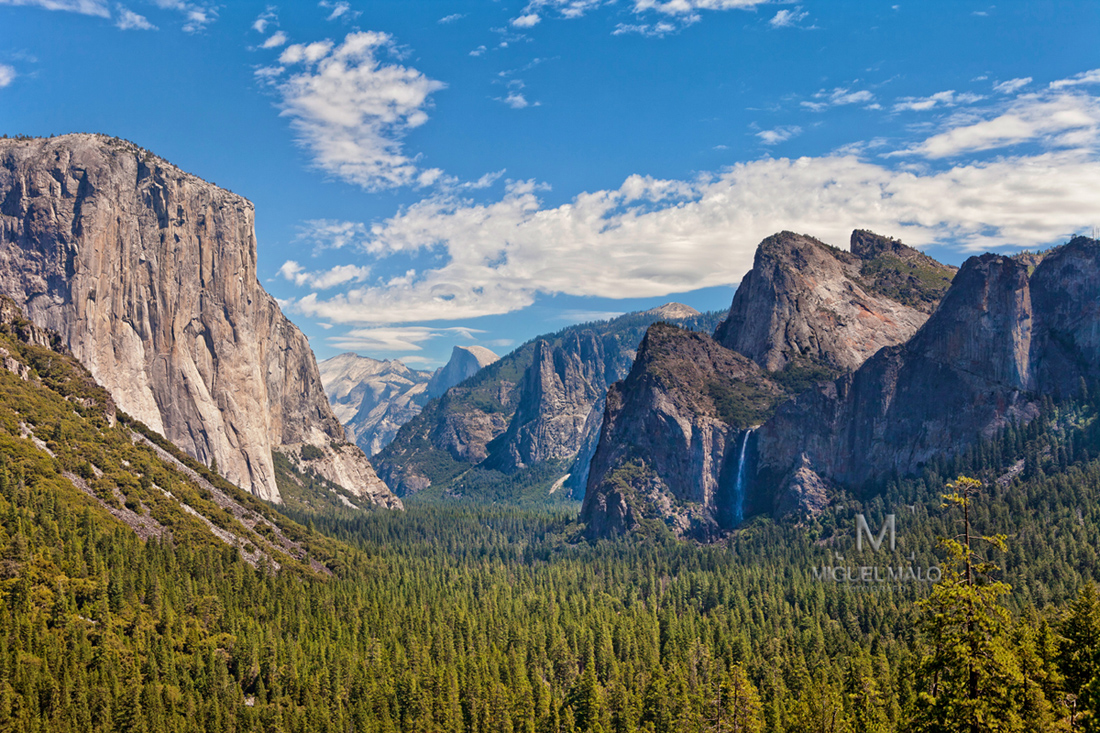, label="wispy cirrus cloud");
[802,87,875,112]
[895,91,1100,158]
[993,77,1031,94]
[0,0,108,16]
[0,0,211,30]
[612,21,677,37]
[511,0,770,34]
[278,261,372,289]
[297,220,371,253]
[327,326,485,352]
[115,5,155,29]
[756,125,801,145]
[148,0,216,33]
[320,1,359,22]
[252,6,277,33]
[769,7,808,28]
[256,32,447,191]
[1050,68,1100,90]
[892,89,984,112]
